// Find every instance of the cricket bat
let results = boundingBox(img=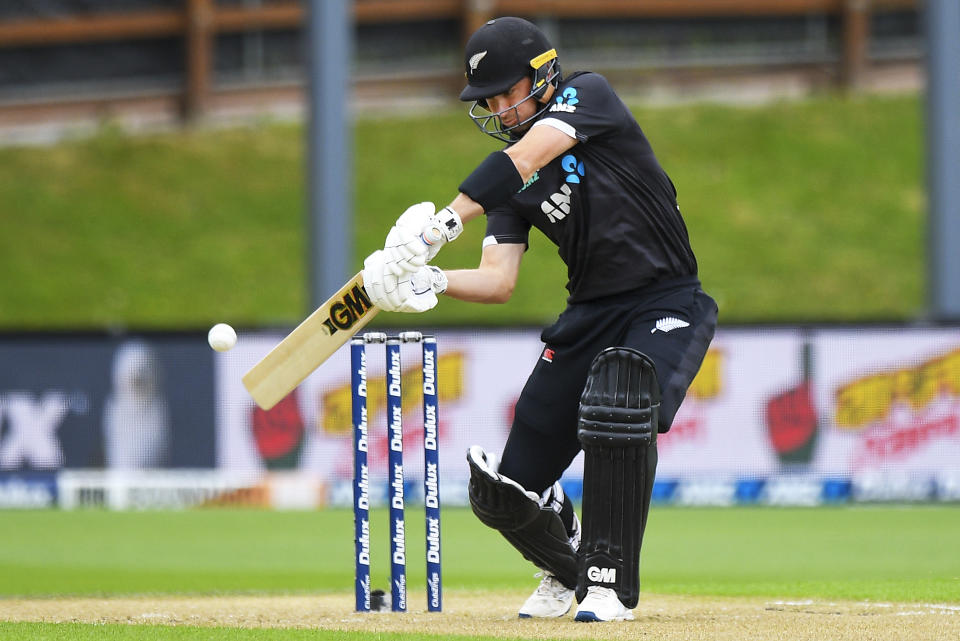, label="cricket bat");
[242,271,379,410]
